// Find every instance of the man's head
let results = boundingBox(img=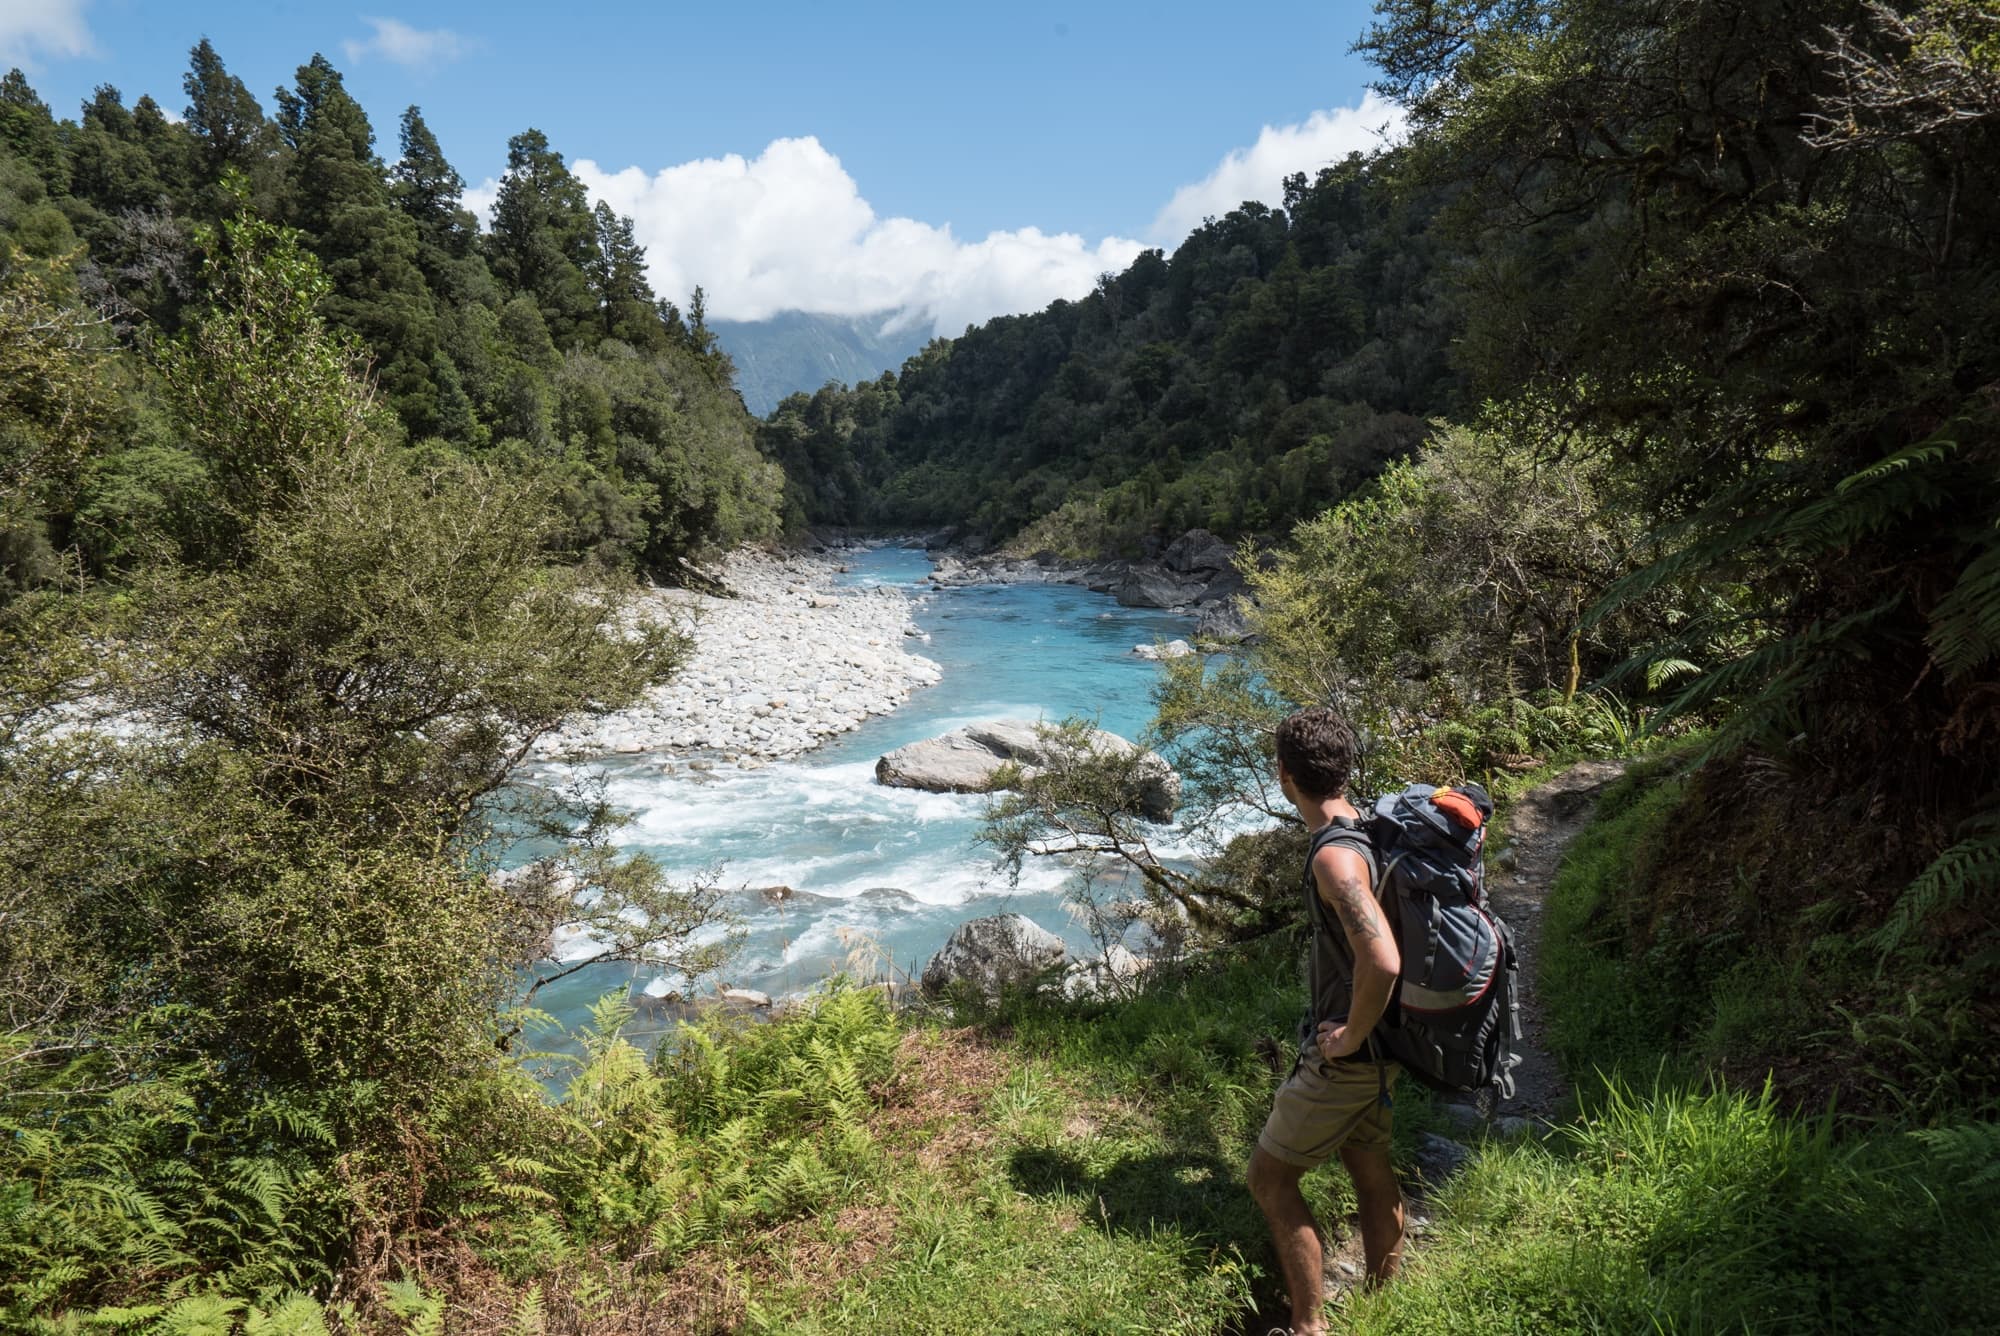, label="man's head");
[1275,706,1357,802]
